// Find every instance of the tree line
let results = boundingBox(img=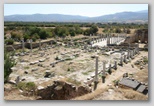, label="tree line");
[4,22,148,45]
[4,24,98,45]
